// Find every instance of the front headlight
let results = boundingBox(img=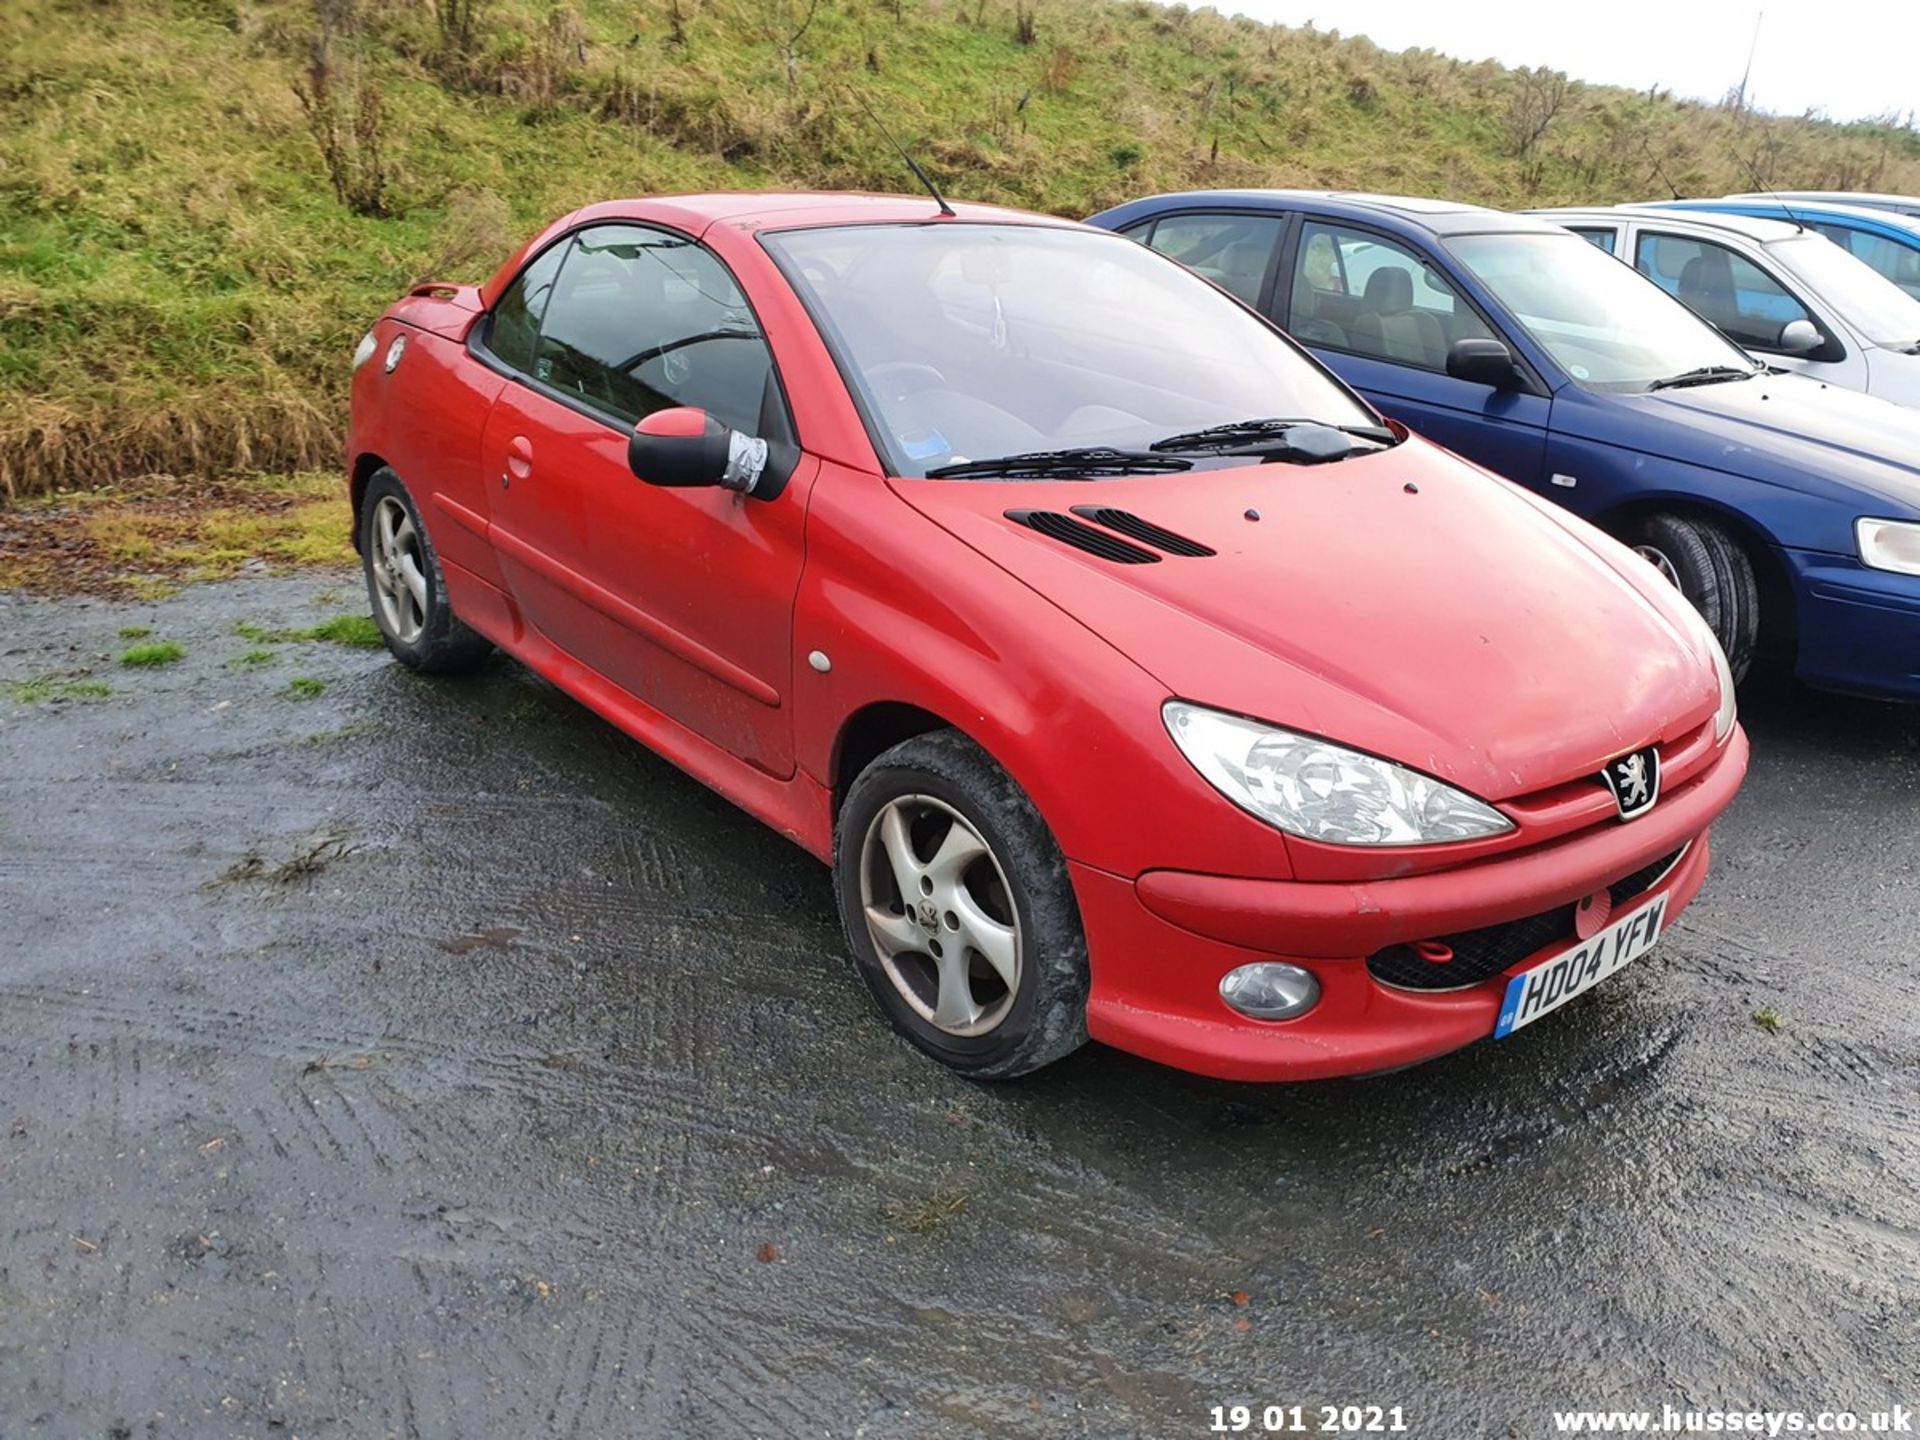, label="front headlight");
[1162,701,1514,846]
[1707,629,1737,743]
[352,329,378,372]
[1857,517,1920,577]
